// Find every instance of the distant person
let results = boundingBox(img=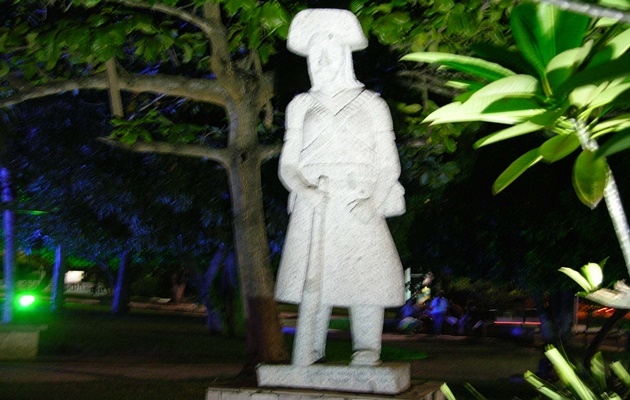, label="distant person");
[430,290,449,335]
[397,298,422,334]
